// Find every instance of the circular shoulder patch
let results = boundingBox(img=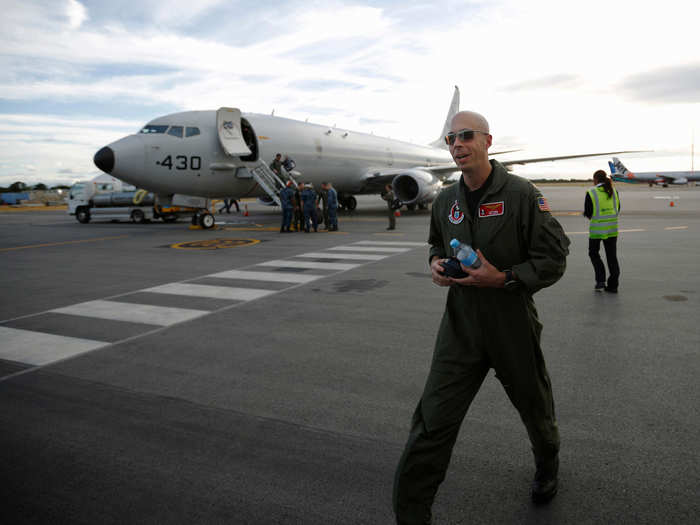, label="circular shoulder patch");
[448,200,464,224]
